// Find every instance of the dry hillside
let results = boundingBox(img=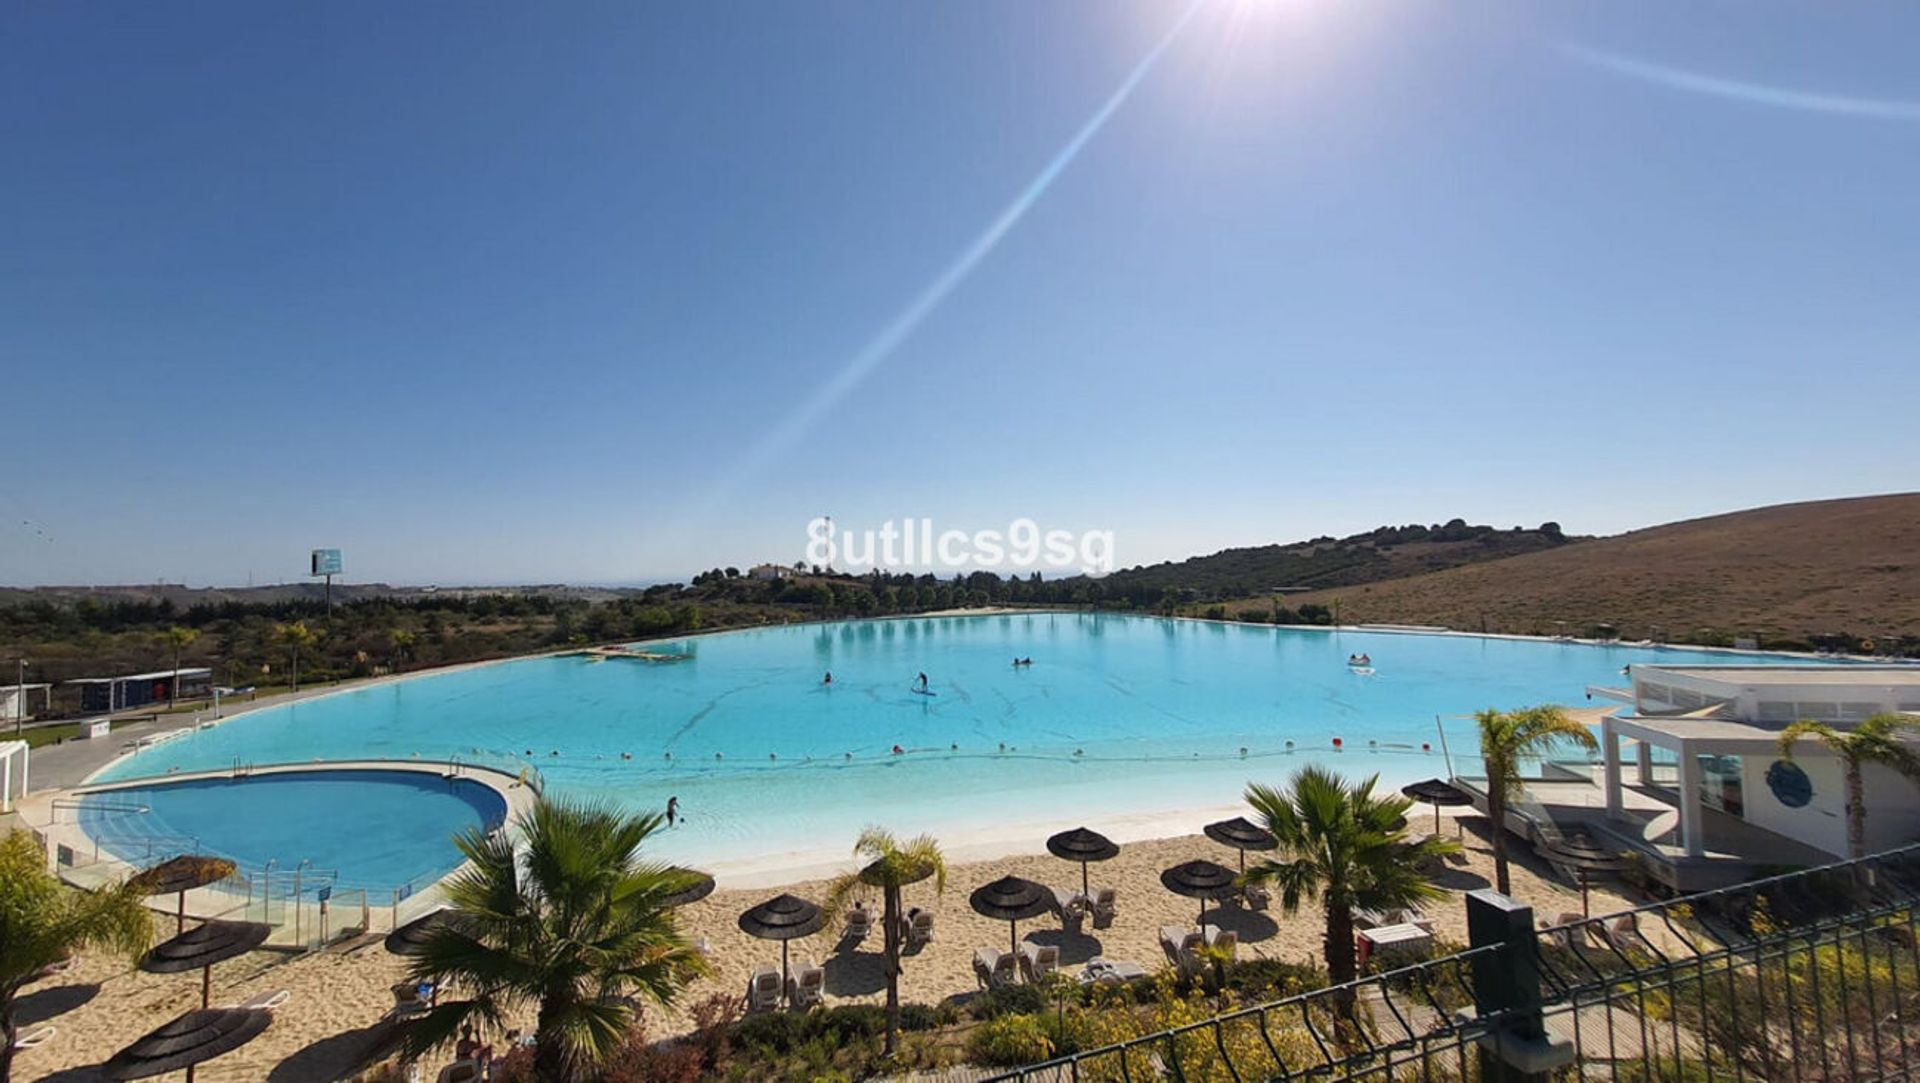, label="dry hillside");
[1282,493,1920,645]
